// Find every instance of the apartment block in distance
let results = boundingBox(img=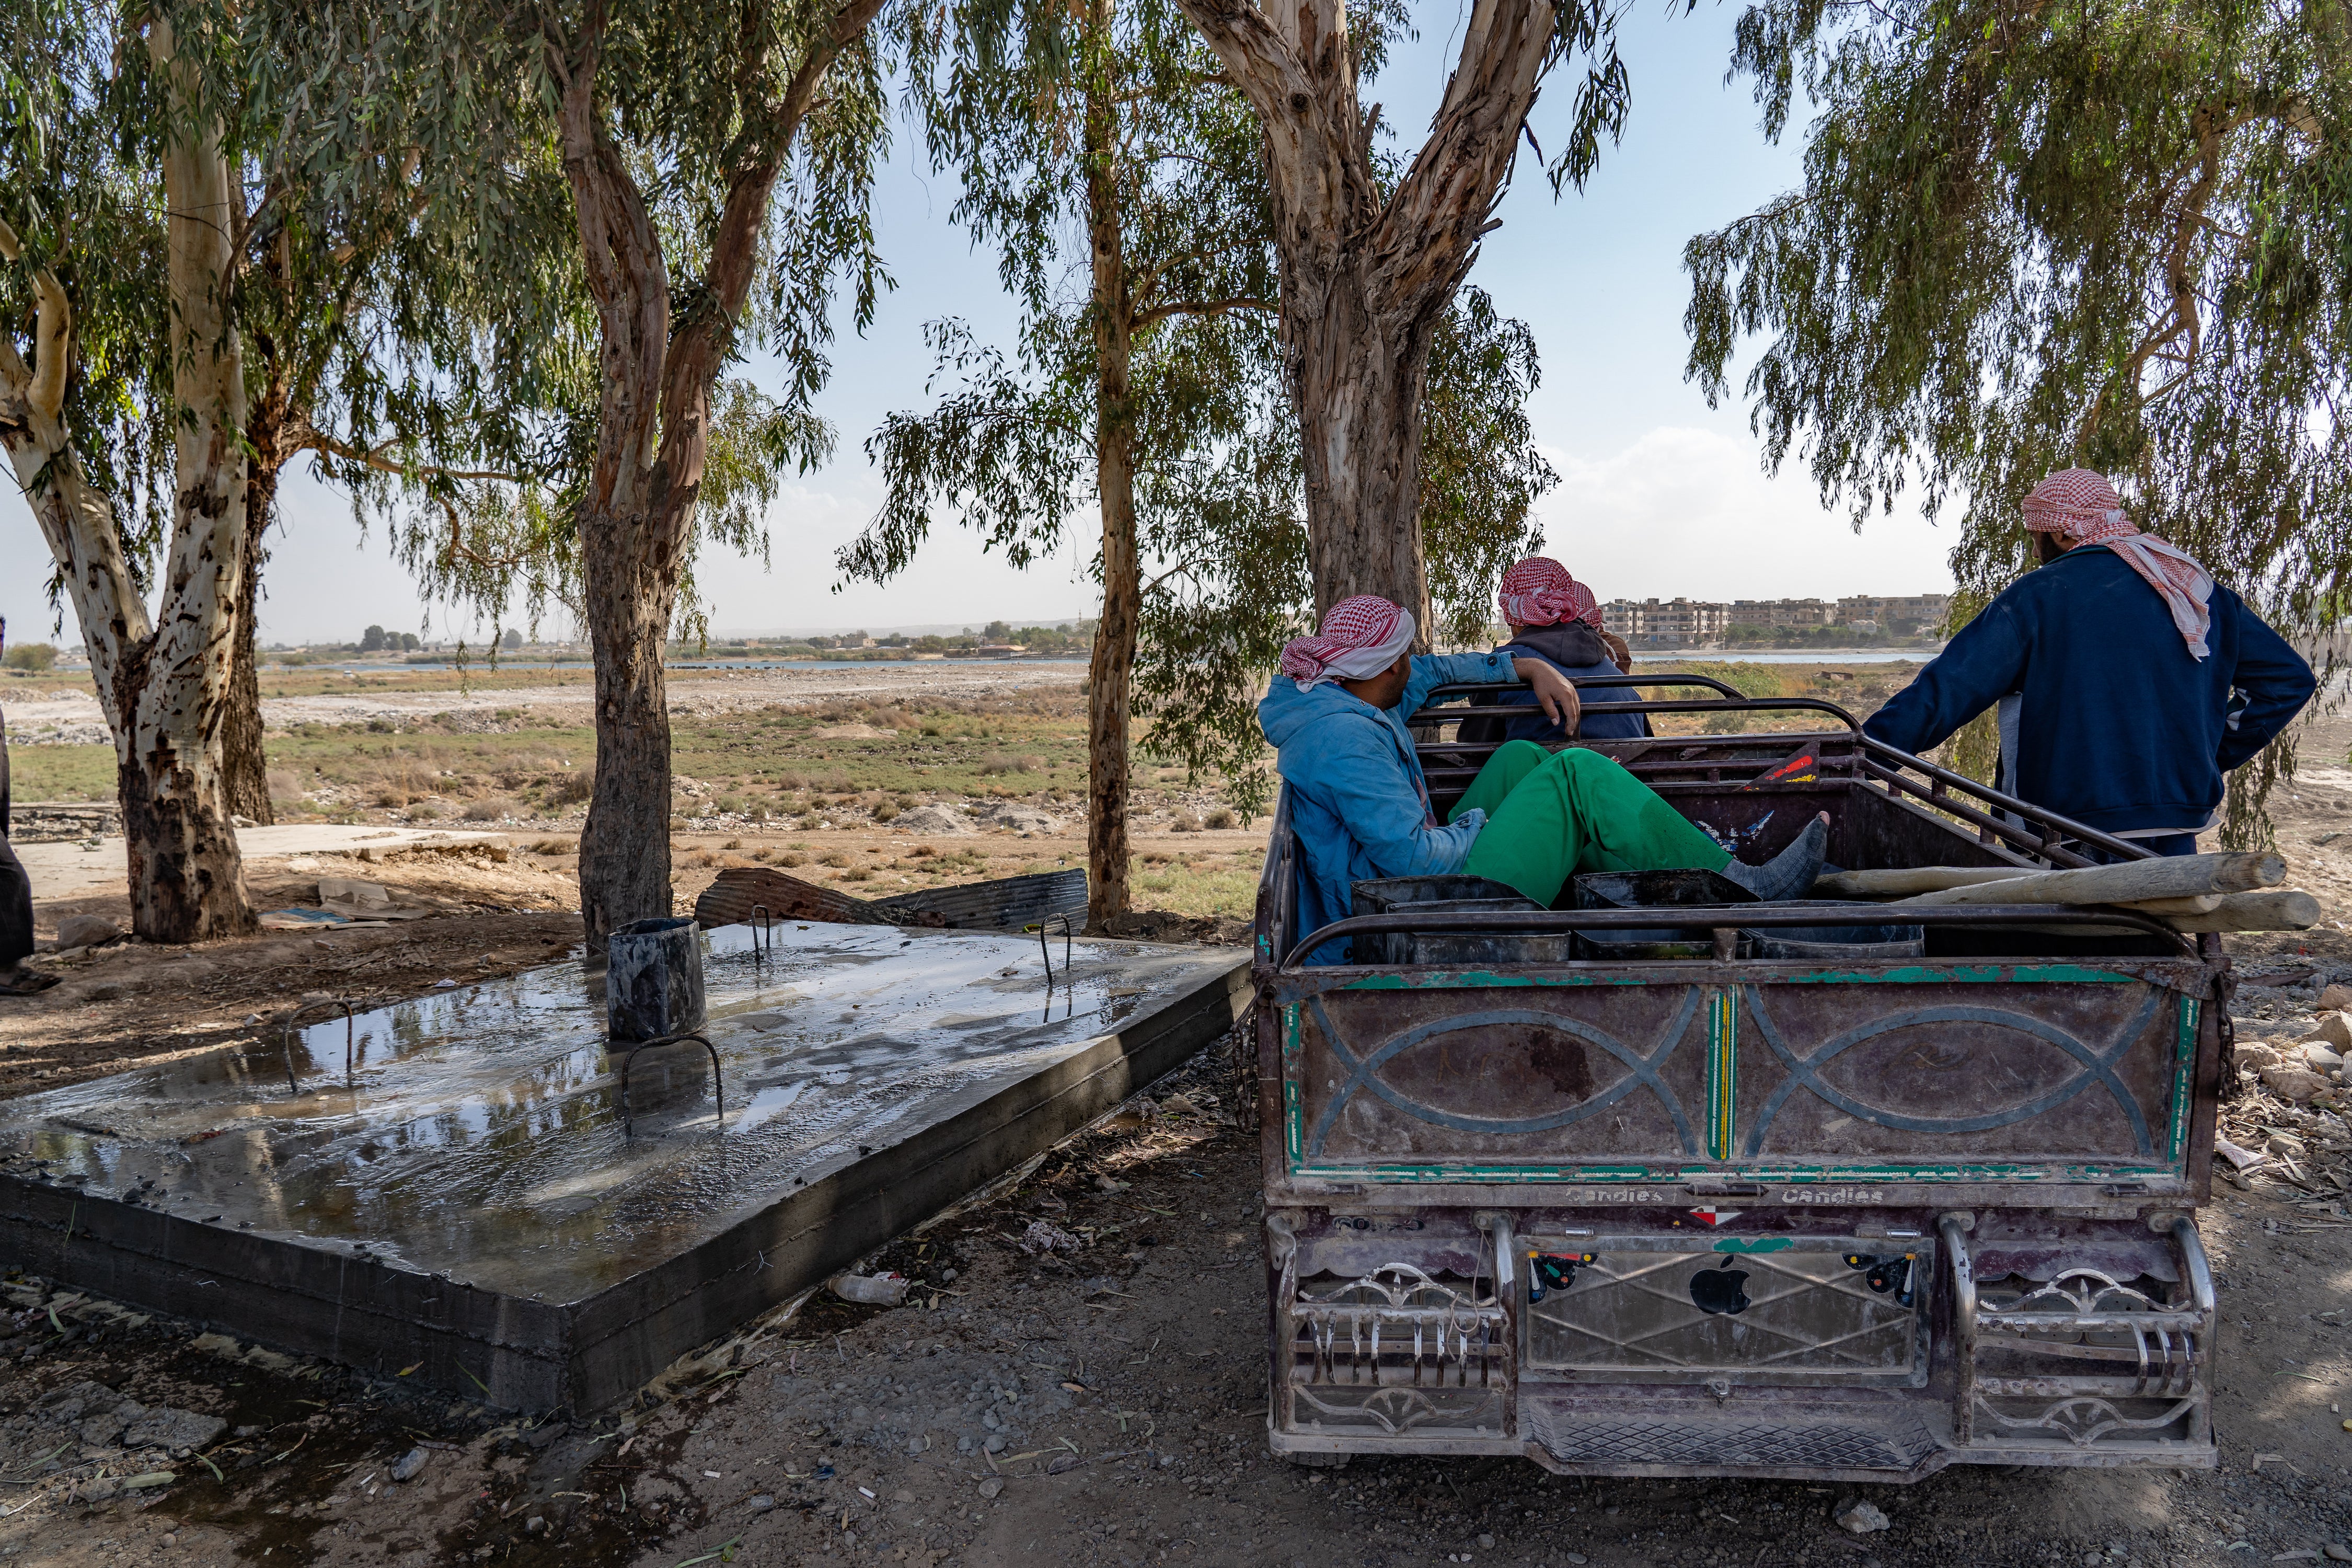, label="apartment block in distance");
[1599,598,1733,641]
